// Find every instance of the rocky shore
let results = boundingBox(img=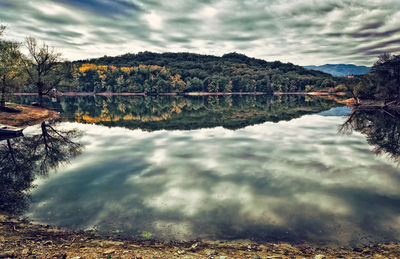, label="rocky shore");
[1,213,399,258]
